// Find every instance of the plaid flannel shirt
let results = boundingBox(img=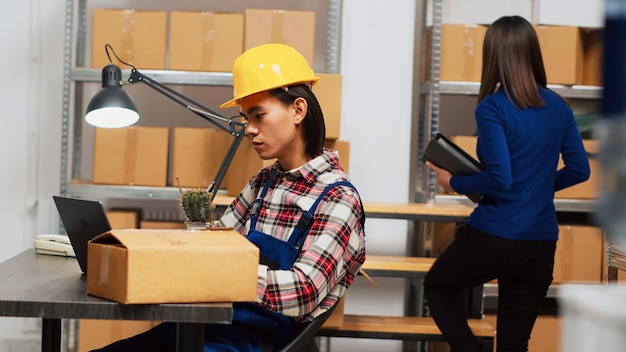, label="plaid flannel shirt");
[216,149,366,321]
